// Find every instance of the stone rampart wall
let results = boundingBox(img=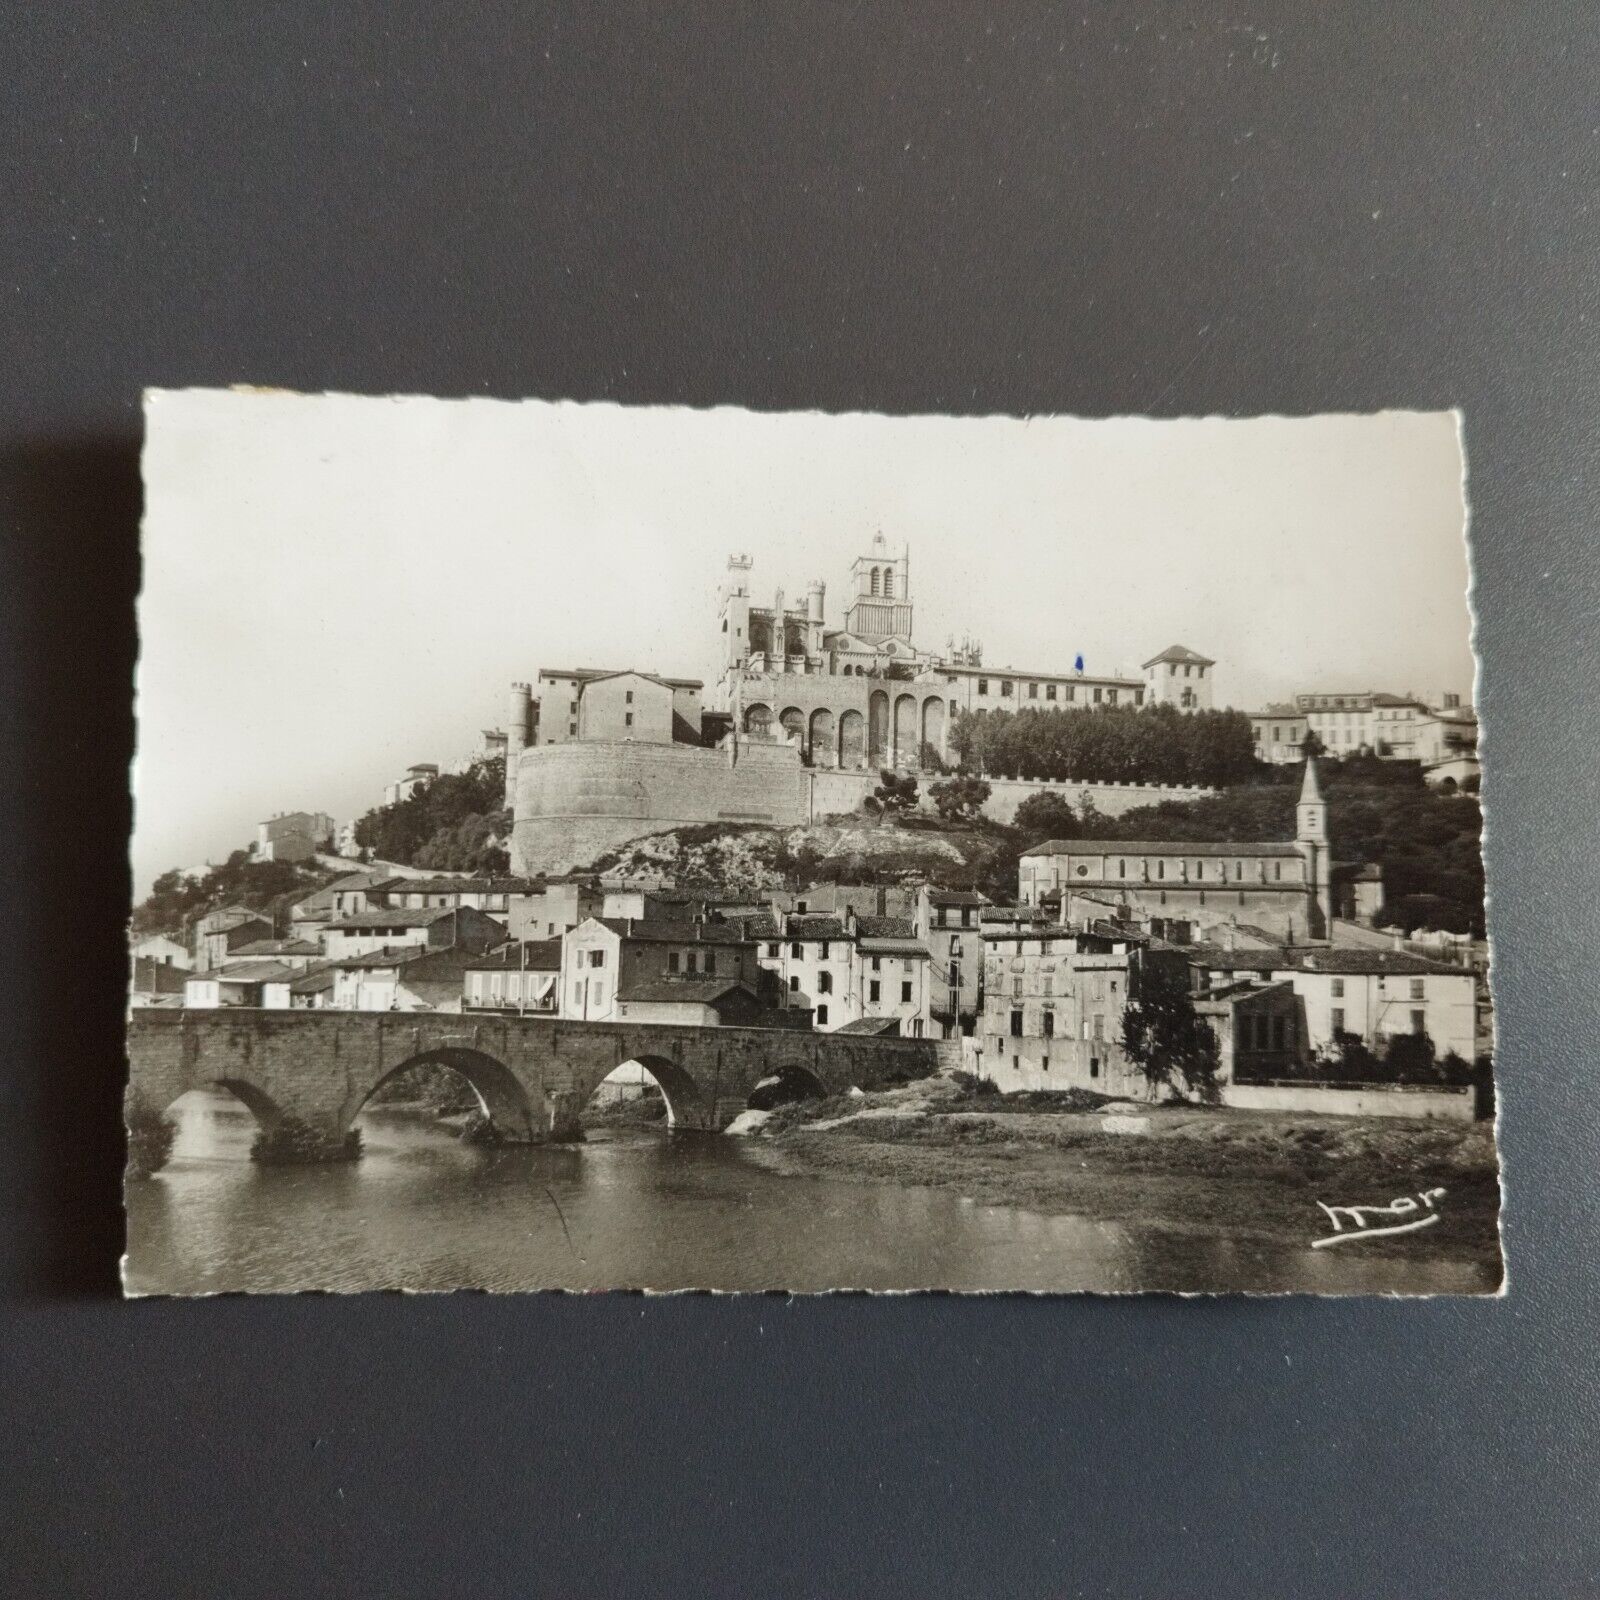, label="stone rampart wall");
[513,738,1214,875]
[513,739,810,876]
